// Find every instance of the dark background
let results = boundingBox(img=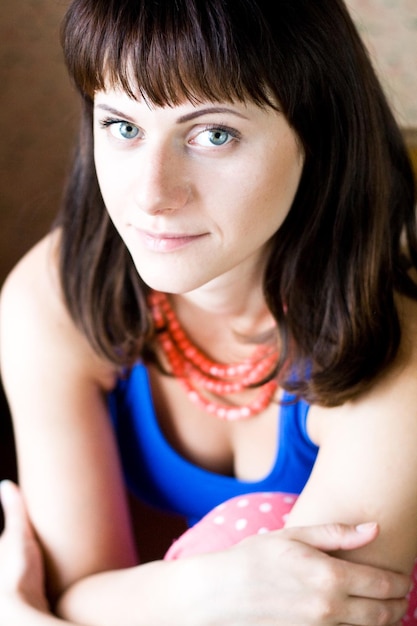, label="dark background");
[0,0,79,520]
